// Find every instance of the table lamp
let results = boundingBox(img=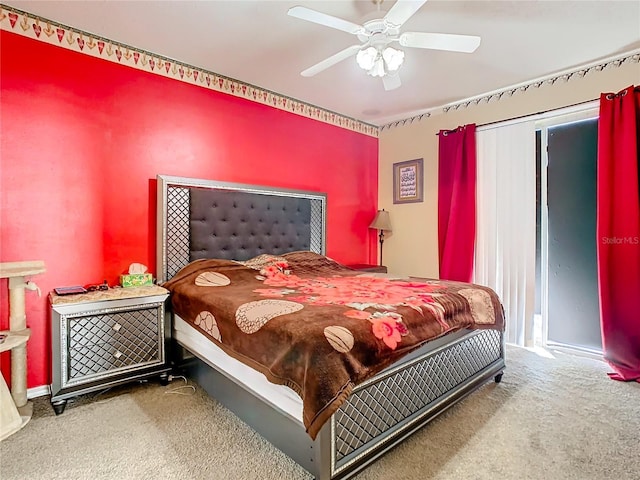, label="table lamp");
[369,209,392,266]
